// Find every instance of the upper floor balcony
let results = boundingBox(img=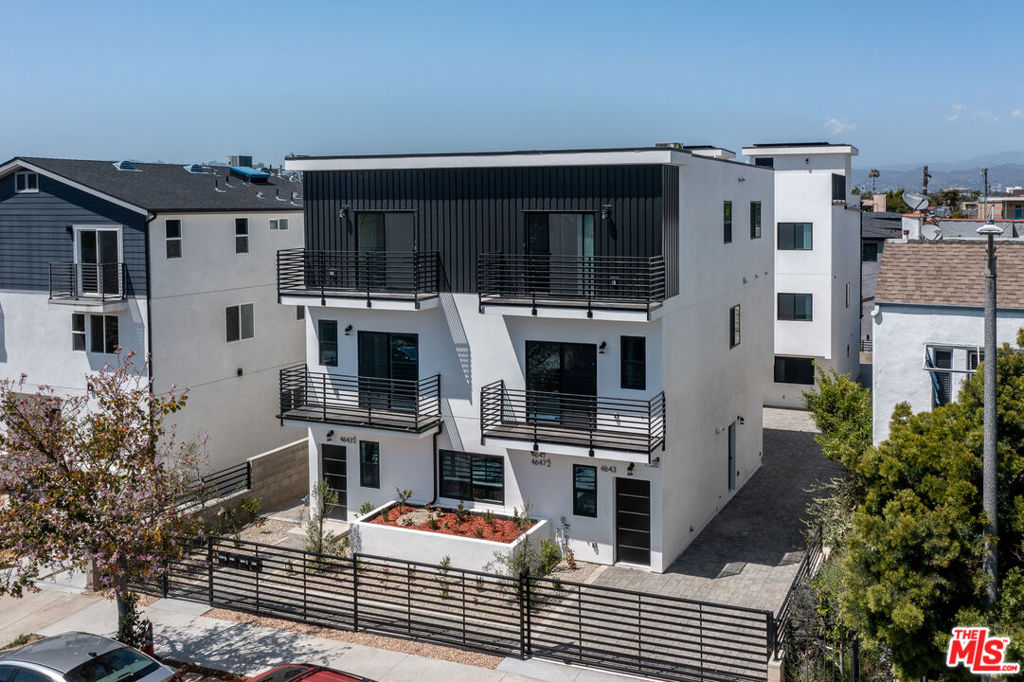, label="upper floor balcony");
[477,253,666,321]
[278,364,442,436]
[48,262,128,311]
[277,248,442,310]
[479,379,666,463]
